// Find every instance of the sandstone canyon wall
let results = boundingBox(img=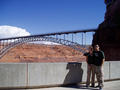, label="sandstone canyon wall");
[93,0,120,60]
